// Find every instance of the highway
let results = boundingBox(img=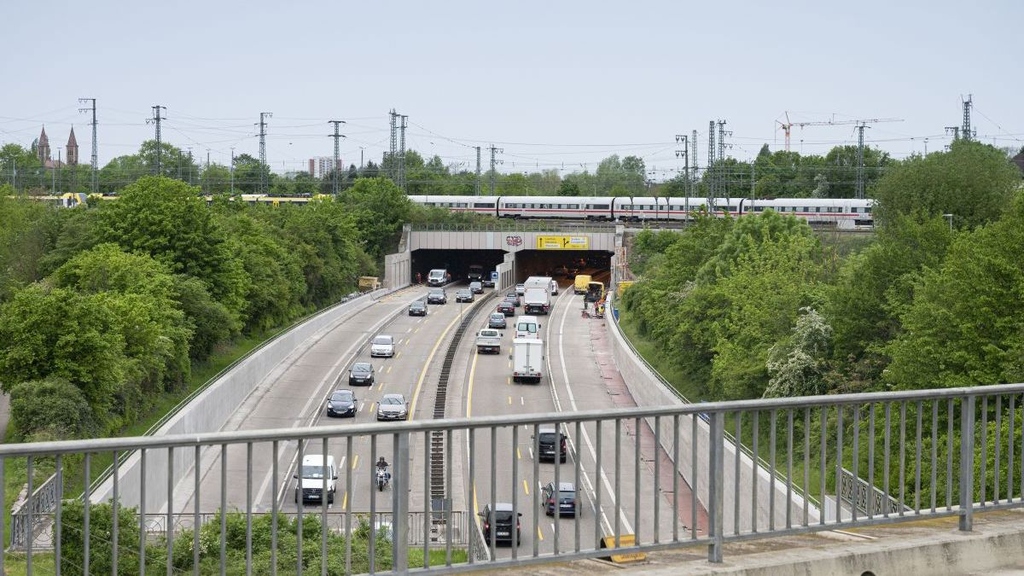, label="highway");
[171,279,699,556]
